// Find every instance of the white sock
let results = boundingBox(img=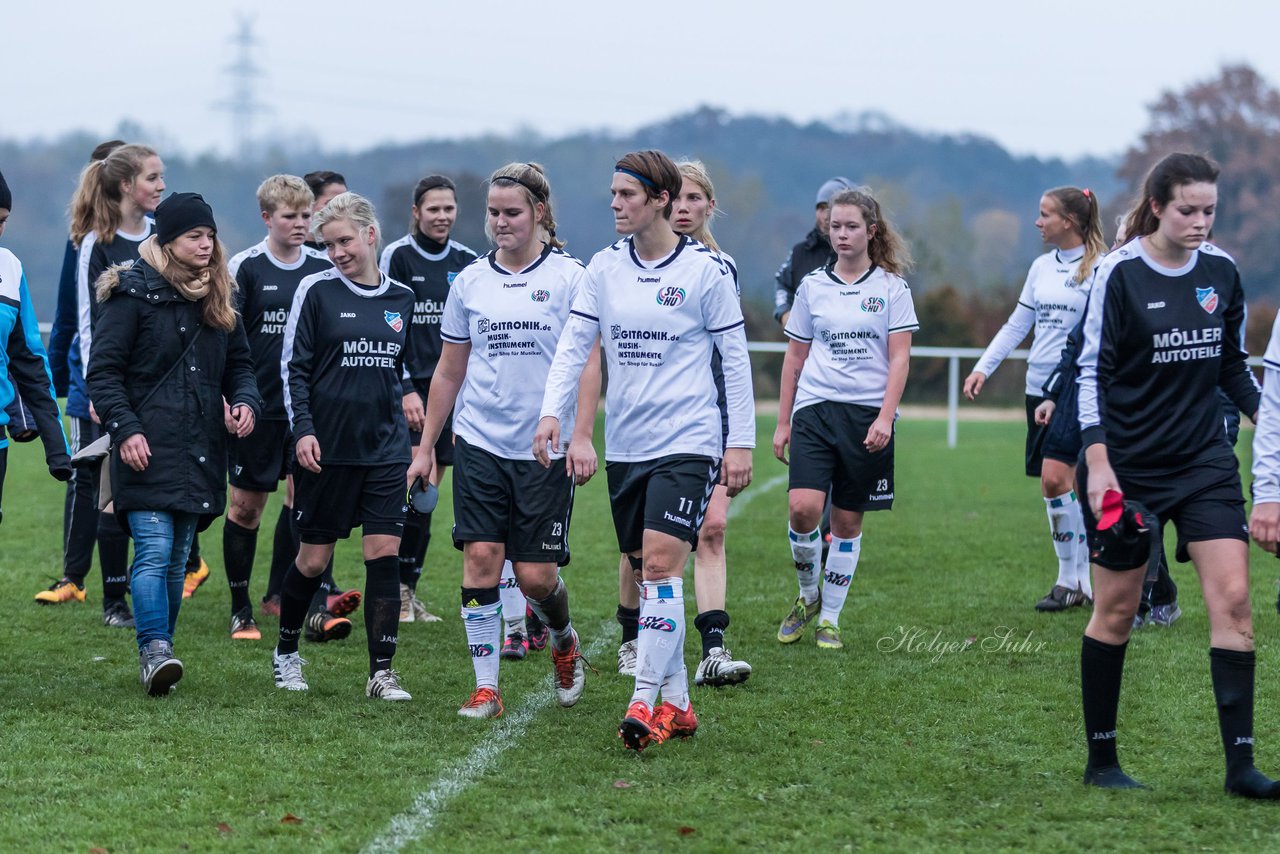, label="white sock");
[1076,530,1093,599]
[498,560,527,636]
[631,577,684,709]
[659,615,689,710]
[1045,492,1080,589]
[789,526,822,603]
[818,534,860,627]
[462,592,502,690]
